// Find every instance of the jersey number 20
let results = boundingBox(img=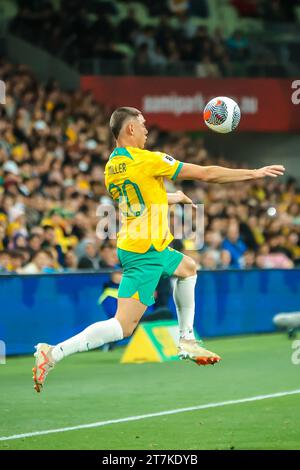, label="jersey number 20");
[108,179,145,217]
